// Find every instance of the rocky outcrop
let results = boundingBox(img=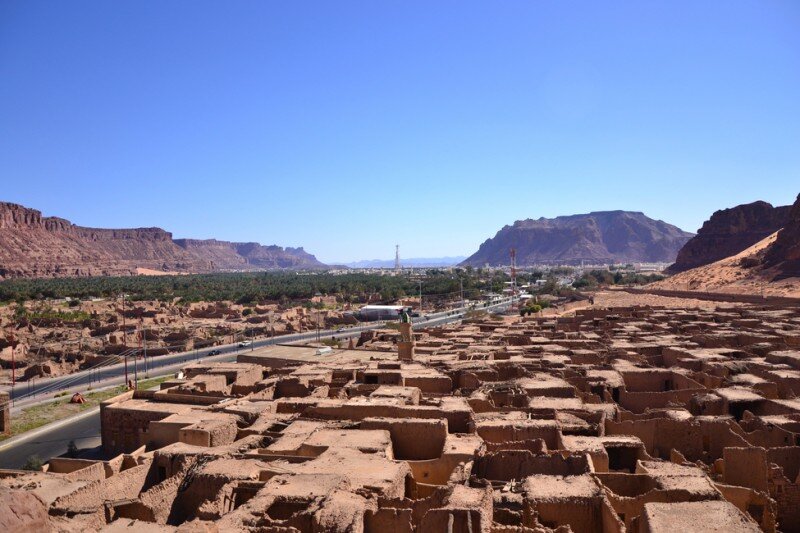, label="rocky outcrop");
[668,201,792,274]
[0,202,326,279]
[173,239,325,270]
[172,239,249,270]
[235,243,322,269]
[461,211,692,266]
[0,488,52,532]
[764,194,800,277]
